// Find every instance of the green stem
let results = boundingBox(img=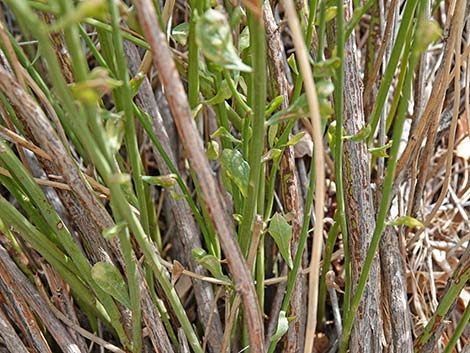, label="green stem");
[441,289,470,353]
[334,0,350,315]
[367,0,419,144]
[416,265,470,351]
[238,12,267,256]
